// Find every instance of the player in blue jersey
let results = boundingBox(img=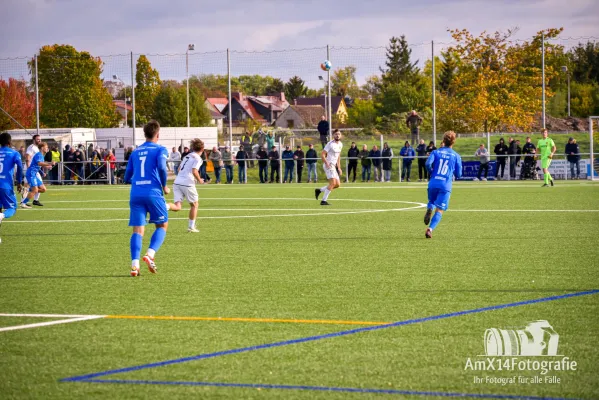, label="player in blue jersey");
[20,142,54,209]
[0,132,24,243]
[124,120,171,277]
[423,131,462,239]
